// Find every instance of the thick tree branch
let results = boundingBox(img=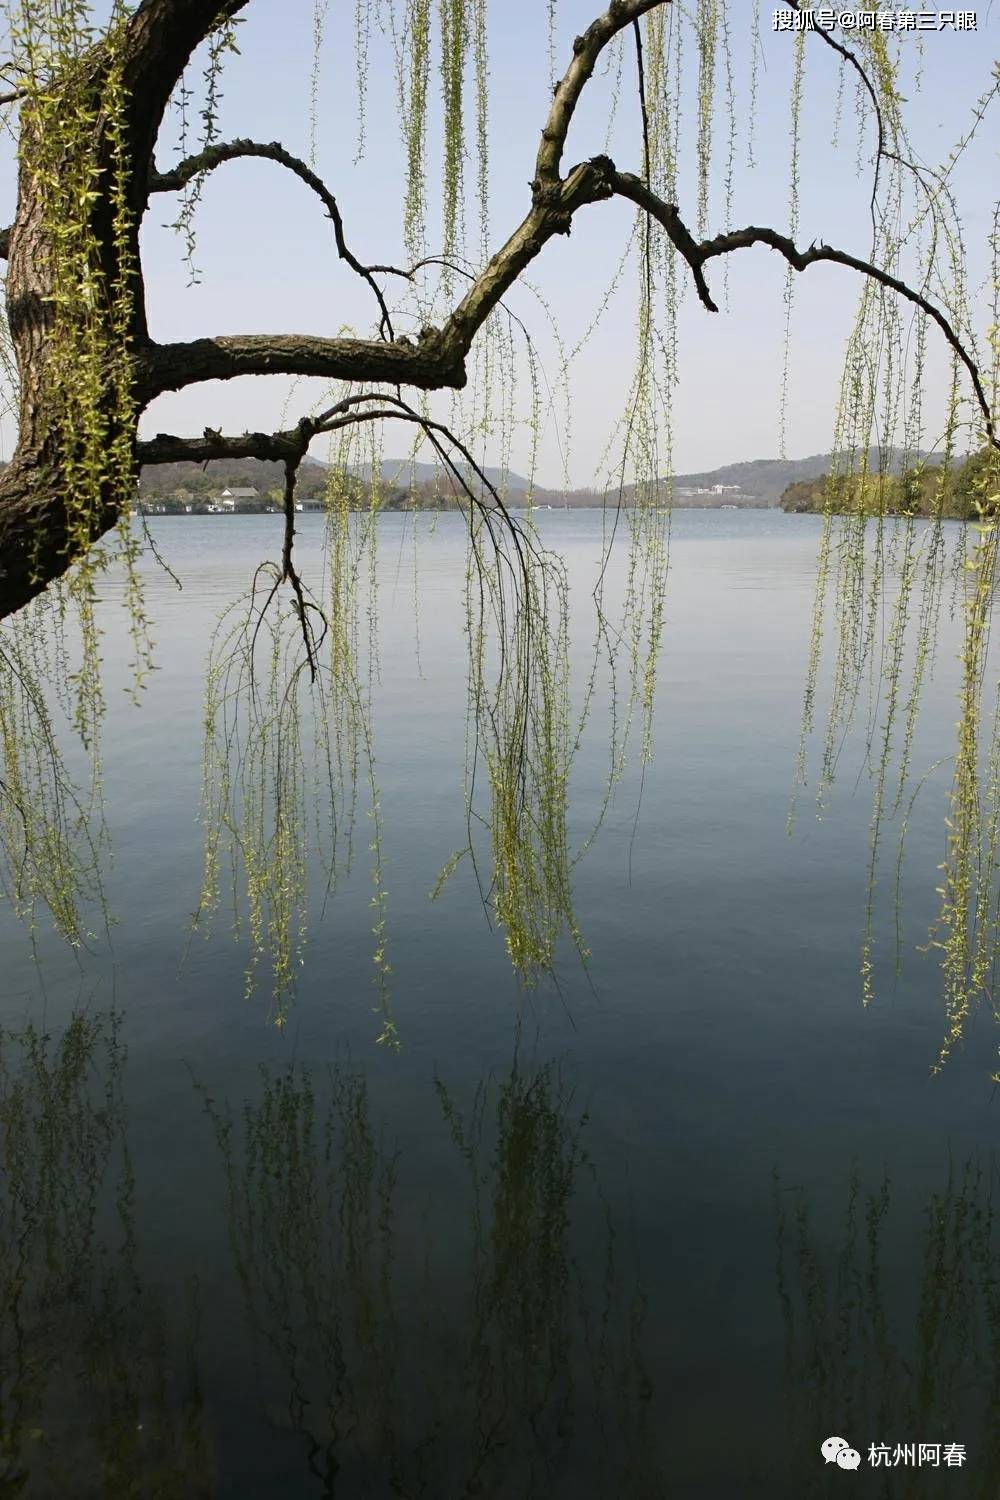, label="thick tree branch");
[125,0,248,103]
[609,171,715,305]
[535,0,666,186]
[140,329,467,399]
[0,227,9,259]
[139,424,313,466]
[149,137,396,337]
[442,156,617,355]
